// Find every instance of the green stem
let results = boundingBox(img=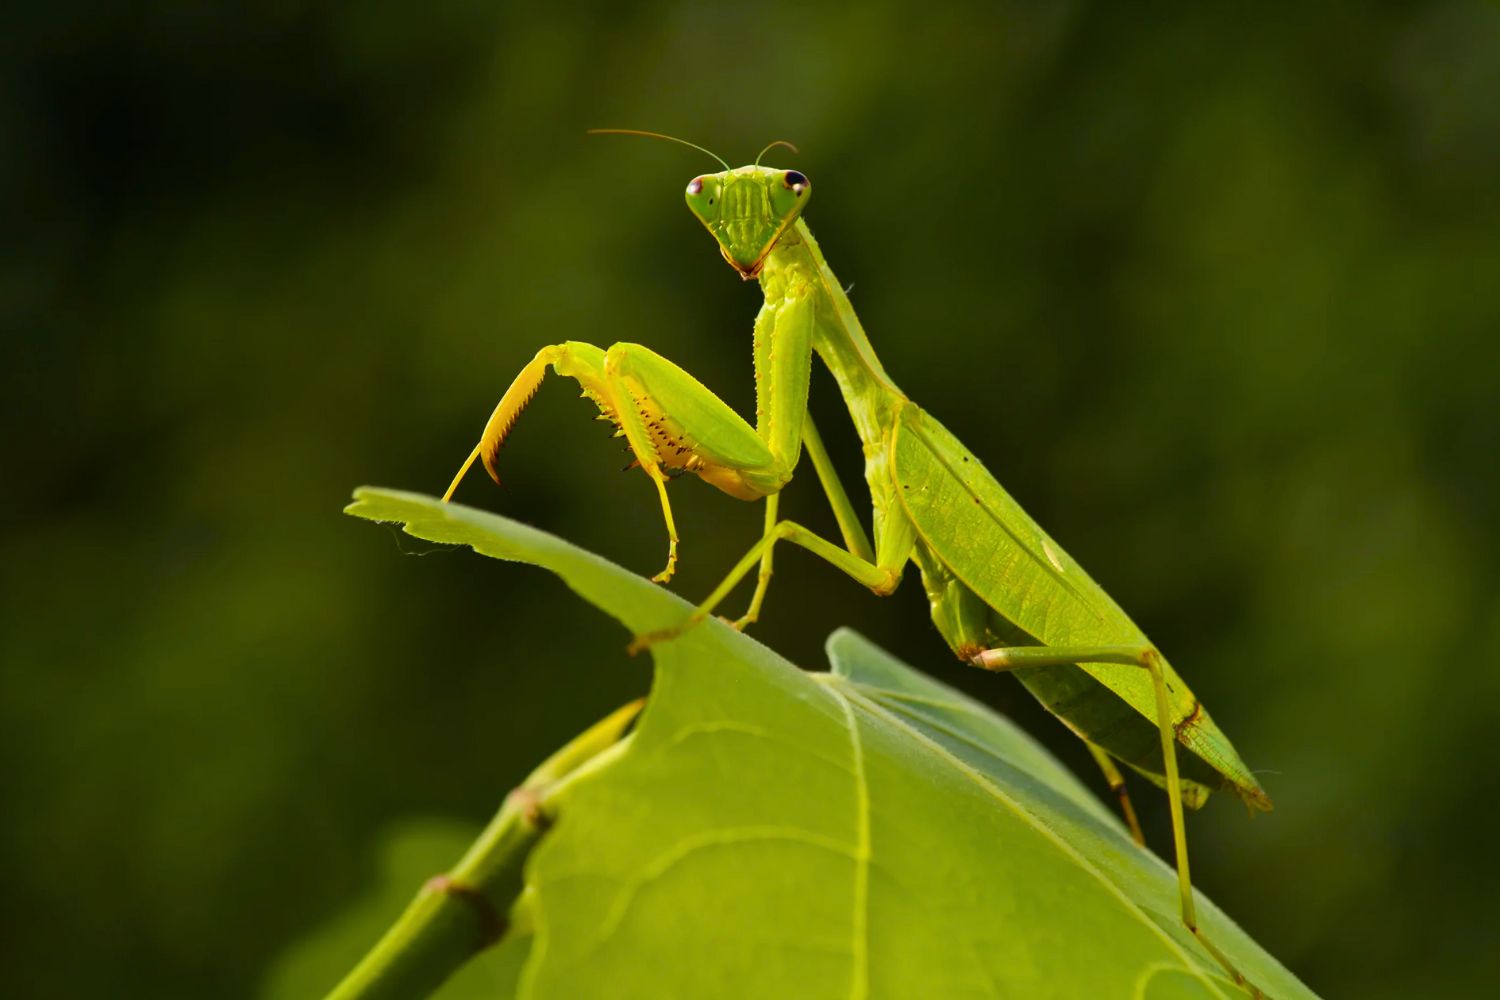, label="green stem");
[324,699,645,1000]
